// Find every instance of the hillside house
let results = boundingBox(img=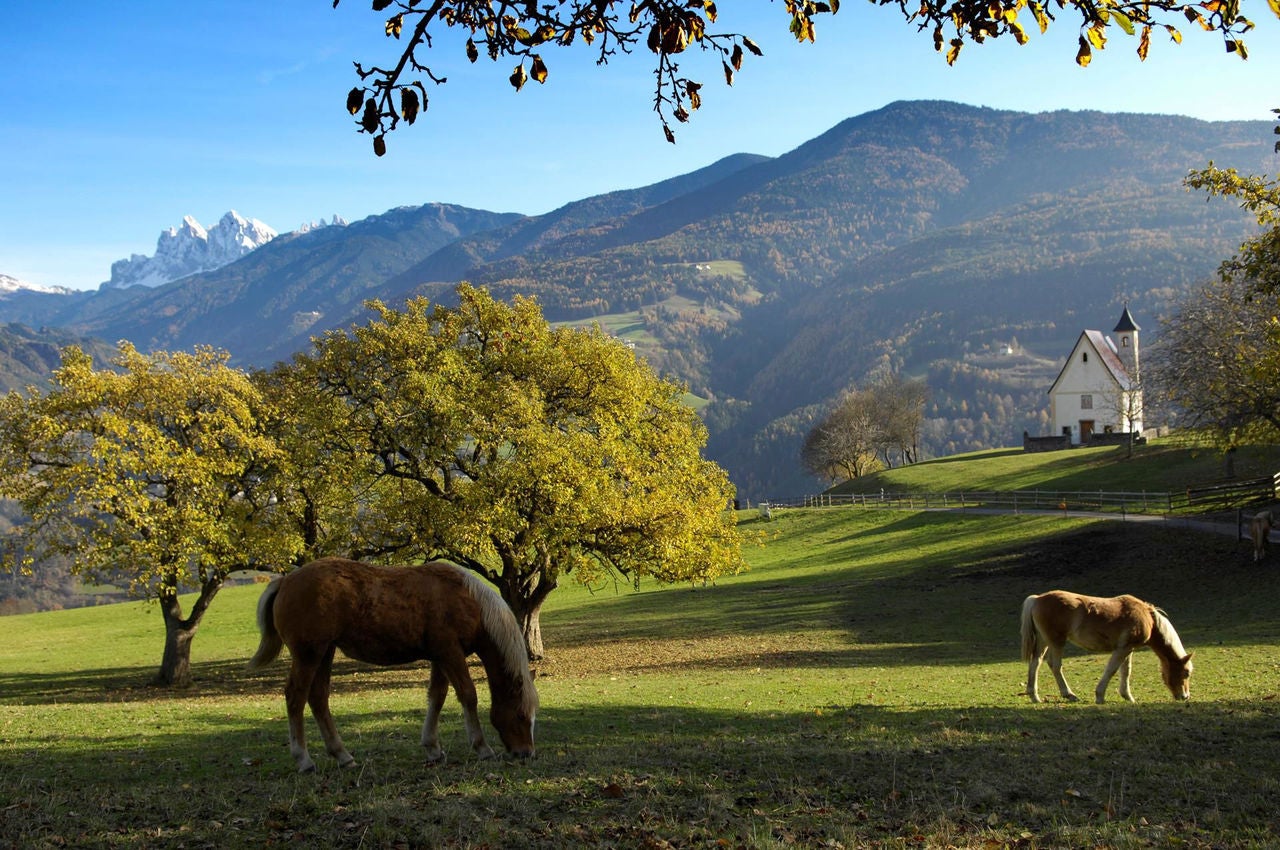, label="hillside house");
[1043,306,1143,447]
